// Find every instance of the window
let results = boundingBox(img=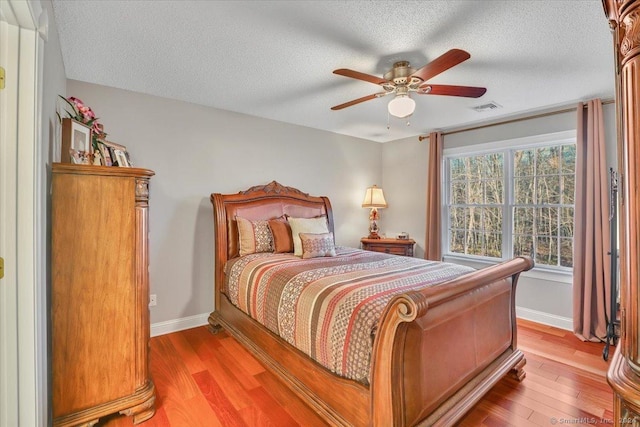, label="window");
[448,153,504,258]
[443,132,576,270]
